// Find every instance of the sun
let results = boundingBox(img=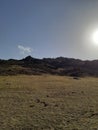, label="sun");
[92,30,98,45]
